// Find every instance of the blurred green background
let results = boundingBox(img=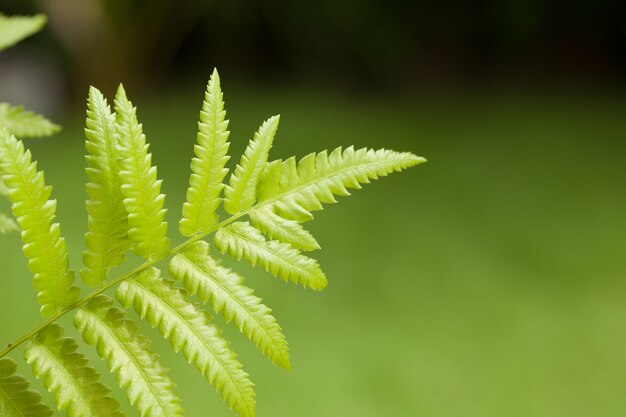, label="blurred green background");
[2,1,626,416]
